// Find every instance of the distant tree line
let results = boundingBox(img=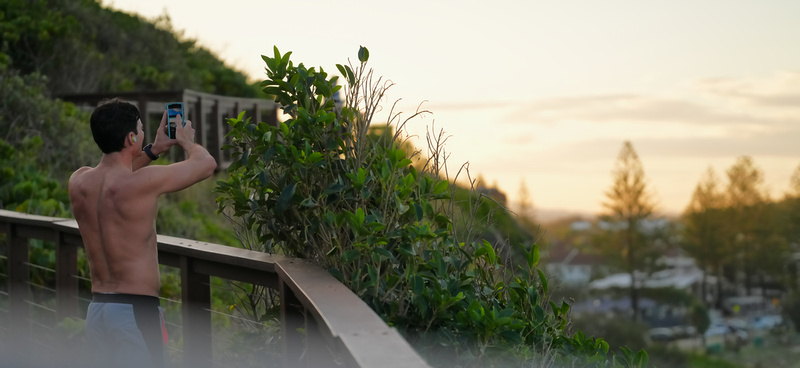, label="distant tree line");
[596,140,800,316]
[682,157,800,308]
